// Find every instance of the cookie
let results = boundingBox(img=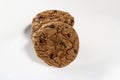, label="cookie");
[32,10,74,33]
[32,22,79,67]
